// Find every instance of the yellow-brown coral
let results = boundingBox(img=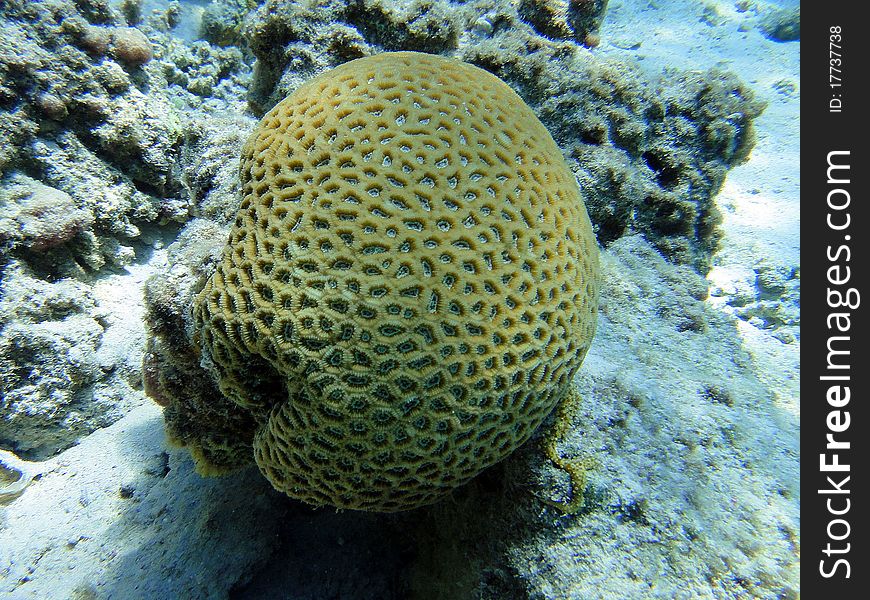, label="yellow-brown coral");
[193,52,599,511]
